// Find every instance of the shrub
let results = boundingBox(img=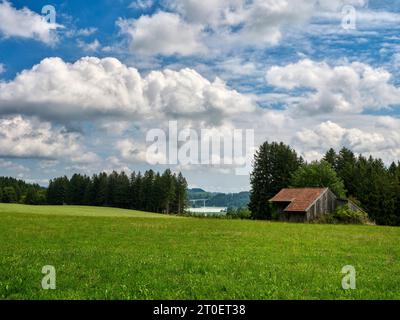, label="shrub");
[334,204,370,224]
[334,205,369,224]
[312,205,371,225]
[226,207,252,220]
